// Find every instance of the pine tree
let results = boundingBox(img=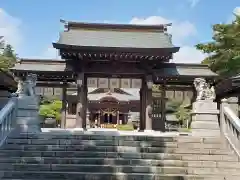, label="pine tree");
[3,44,16,58]
[0,43,17,71]
[196,14,240,76]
